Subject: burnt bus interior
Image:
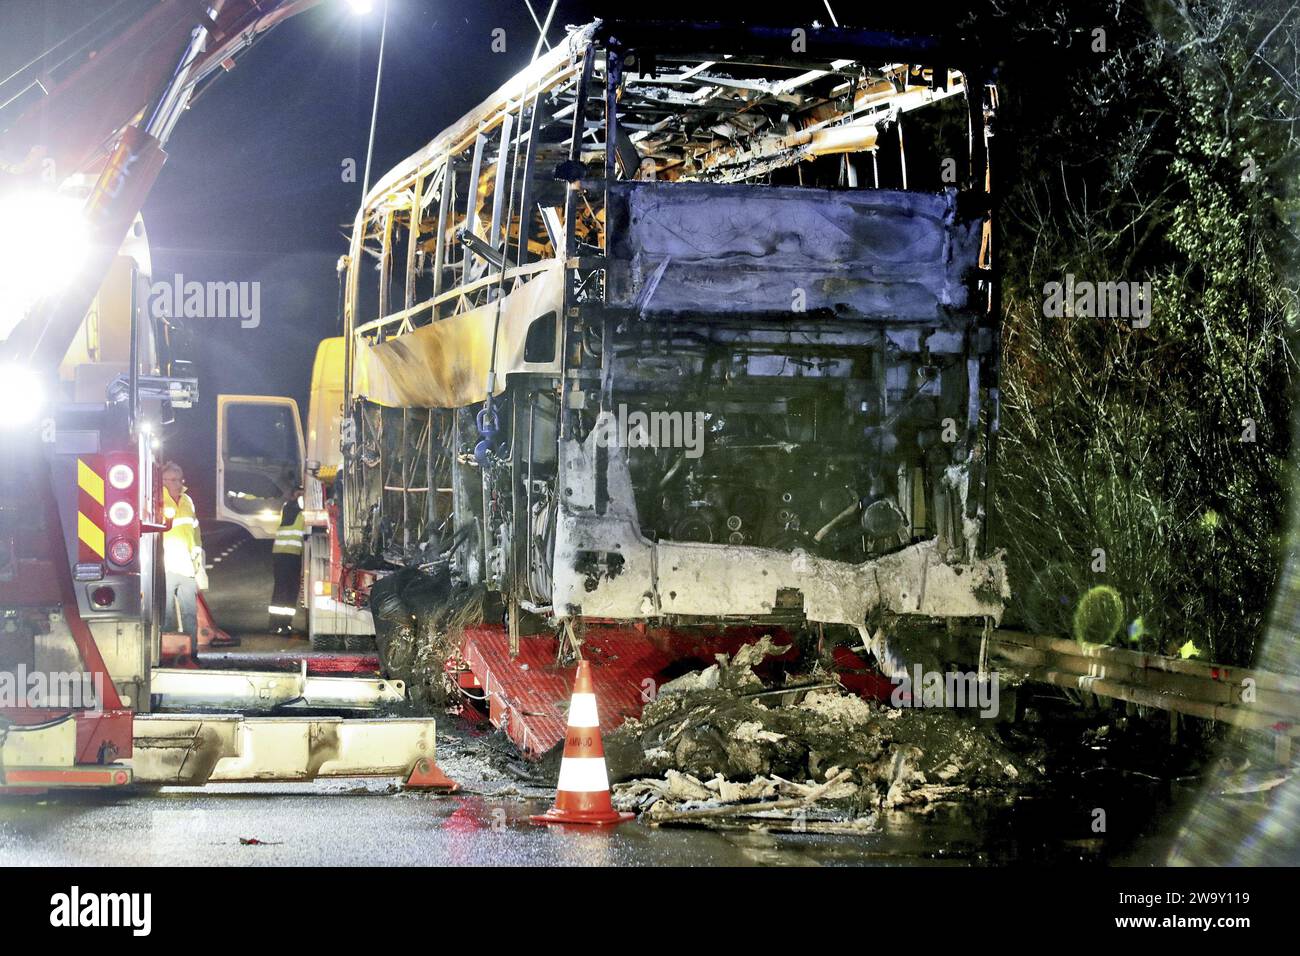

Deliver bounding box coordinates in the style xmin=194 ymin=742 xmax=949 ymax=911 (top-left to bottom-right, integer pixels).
xmin=342 ymin=20 xmax=1005 ymax=652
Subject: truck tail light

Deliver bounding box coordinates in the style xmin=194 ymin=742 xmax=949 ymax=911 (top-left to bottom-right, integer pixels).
xmin=91 ymin=586 xmax=116 ymax=608
xmin=107 ymin=537 xmax=136 ymax=566
xmin=107 ymin=463 xmax=135 ymax=490
xmin=81 ymin=452 xmax=145 ymax=570
xmin=108 ymin=501 xmax=135 ymax=527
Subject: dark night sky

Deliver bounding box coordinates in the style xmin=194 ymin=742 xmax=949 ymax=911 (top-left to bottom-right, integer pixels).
xmin=1 ymin=0 xmax=871 ymax=514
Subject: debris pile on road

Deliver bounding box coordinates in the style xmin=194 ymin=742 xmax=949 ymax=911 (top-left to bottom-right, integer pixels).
xmin=604 ymin=636 xmax=1041 ymax=828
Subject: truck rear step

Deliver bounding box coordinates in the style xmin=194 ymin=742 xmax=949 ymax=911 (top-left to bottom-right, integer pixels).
xmin=149 ymin=664 xmax=403 ymax=713
xmin=130 ymin=714 xmax=450 ymax=788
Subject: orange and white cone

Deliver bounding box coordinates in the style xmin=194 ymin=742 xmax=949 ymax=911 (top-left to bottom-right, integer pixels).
xmin=530 ymin=660 xmax=633 ymax=826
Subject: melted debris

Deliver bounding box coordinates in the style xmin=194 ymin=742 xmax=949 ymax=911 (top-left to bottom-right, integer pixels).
xmin=603 ymin=636 xmax=1043 ymax=828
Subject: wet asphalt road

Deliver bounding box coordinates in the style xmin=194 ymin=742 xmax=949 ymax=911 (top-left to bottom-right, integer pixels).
xmin=200 ymin=523 xmax=303 ymax=636
xmin=1 ymin=772 xmax=1162 ymax=866
xmin=0 ymin=783 xmax=917 ymax=867
xmin=0 ymin=717 xmax=1185 ymax=868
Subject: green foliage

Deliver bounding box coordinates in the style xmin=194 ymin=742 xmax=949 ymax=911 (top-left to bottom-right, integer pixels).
xmin=1073 ymin=585 xmax=1127 ymax=645
xmin=972 ymin=0 xmax=1300 ymax=665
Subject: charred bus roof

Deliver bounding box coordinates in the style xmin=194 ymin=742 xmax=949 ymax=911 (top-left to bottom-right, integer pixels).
xmin=356 ymin=18 xmax=989 ymax=215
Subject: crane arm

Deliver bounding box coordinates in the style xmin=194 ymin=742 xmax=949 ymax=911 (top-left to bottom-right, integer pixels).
xmin=0 ymin=0 xmax=323 ymax=371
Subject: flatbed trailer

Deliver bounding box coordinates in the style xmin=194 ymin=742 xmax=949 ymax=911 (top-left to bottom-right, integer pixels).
xmin=451 ymin=619 xmax=1299 ymax=764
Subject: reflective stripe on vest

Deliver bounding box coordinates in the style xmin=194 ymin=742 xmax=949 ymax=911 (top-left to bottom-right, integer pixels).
xmin=272 ymin=508 xmax=306 ymax=555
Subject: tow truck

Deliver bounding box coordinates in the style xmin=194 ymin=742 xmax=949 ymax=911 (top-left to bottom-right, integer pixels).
xmin=0 ymin=0 xmax=453 ymax=793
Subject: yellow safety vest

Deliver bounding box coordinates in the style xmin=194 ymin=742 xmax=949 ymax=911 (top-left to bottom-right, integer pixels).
xmin=272 ymin=505 xmax=306 ymax=556
xmin=162 ymin=488 xmax=202 ymax=577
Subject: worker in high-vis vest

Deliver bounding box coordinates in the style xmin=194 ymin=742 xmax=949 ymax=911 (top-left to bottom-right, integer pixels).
xmin=268 ymin=484 xmax=306 ymax=634
xmin=161 ymin=462 xmax=207 ymax=639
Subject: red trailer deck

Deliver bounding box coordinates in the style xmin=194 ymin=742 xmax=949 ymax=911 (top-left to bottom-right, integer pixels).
xmin=457 ymin=623 xmax=802 ymax=757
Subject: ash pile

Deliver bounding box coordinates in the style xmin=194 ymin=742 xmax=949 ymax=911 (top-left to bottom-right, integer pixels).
xmin=602 ymin=636 xmax=1042 ymax=831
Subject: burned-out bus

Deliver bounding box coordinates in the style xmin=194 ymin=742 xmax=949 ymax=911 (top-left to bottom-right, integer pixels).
xmin=230 ymin=19 xmax=1008 ymax=679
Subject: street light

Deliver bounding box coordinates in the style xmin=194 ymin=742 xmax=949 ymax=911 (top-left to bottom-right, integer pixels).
xmin=355 ymin=0 xmax=388 ymax=200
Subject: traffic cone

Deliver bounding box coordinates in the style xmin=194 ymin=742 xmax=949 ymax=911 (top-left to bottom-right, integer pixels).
xmin=530 ymin=660 xmax=633 ymax=826
xmin=196 ymin=593 xmax=239 ymax=648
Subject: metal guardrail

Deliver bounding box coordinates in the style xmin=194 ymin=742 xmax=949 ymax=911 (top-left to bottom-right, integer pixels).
xmin=948 ymin=627 xmax=1300 ymax=740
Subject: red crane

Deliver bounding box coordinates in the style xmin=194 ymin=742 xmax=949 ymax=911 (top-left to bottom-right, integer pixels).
xmin=0 ymin=0 xmax=322 ymax=371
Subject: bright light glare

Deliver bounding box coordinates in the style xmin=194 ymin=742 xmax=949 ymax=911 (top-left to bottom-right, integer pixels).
xmin=0 ymin=363 xmax=45 ymax=427
xmin=346 ymin=0 xmax=375 ymax=13
xmin=0 ymin=190 xmax=91 ymax=339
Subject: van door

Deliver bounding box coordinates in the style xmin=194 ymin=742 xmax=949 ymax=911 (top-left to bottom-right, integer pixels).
xmin=216 ymin=395 xmax=305 ymax=539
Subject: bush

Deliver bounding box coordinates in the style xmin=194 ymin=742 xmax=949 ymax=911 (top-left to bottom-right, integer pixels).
xmin=971 ymin=0 xmax=1300 ymax=665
